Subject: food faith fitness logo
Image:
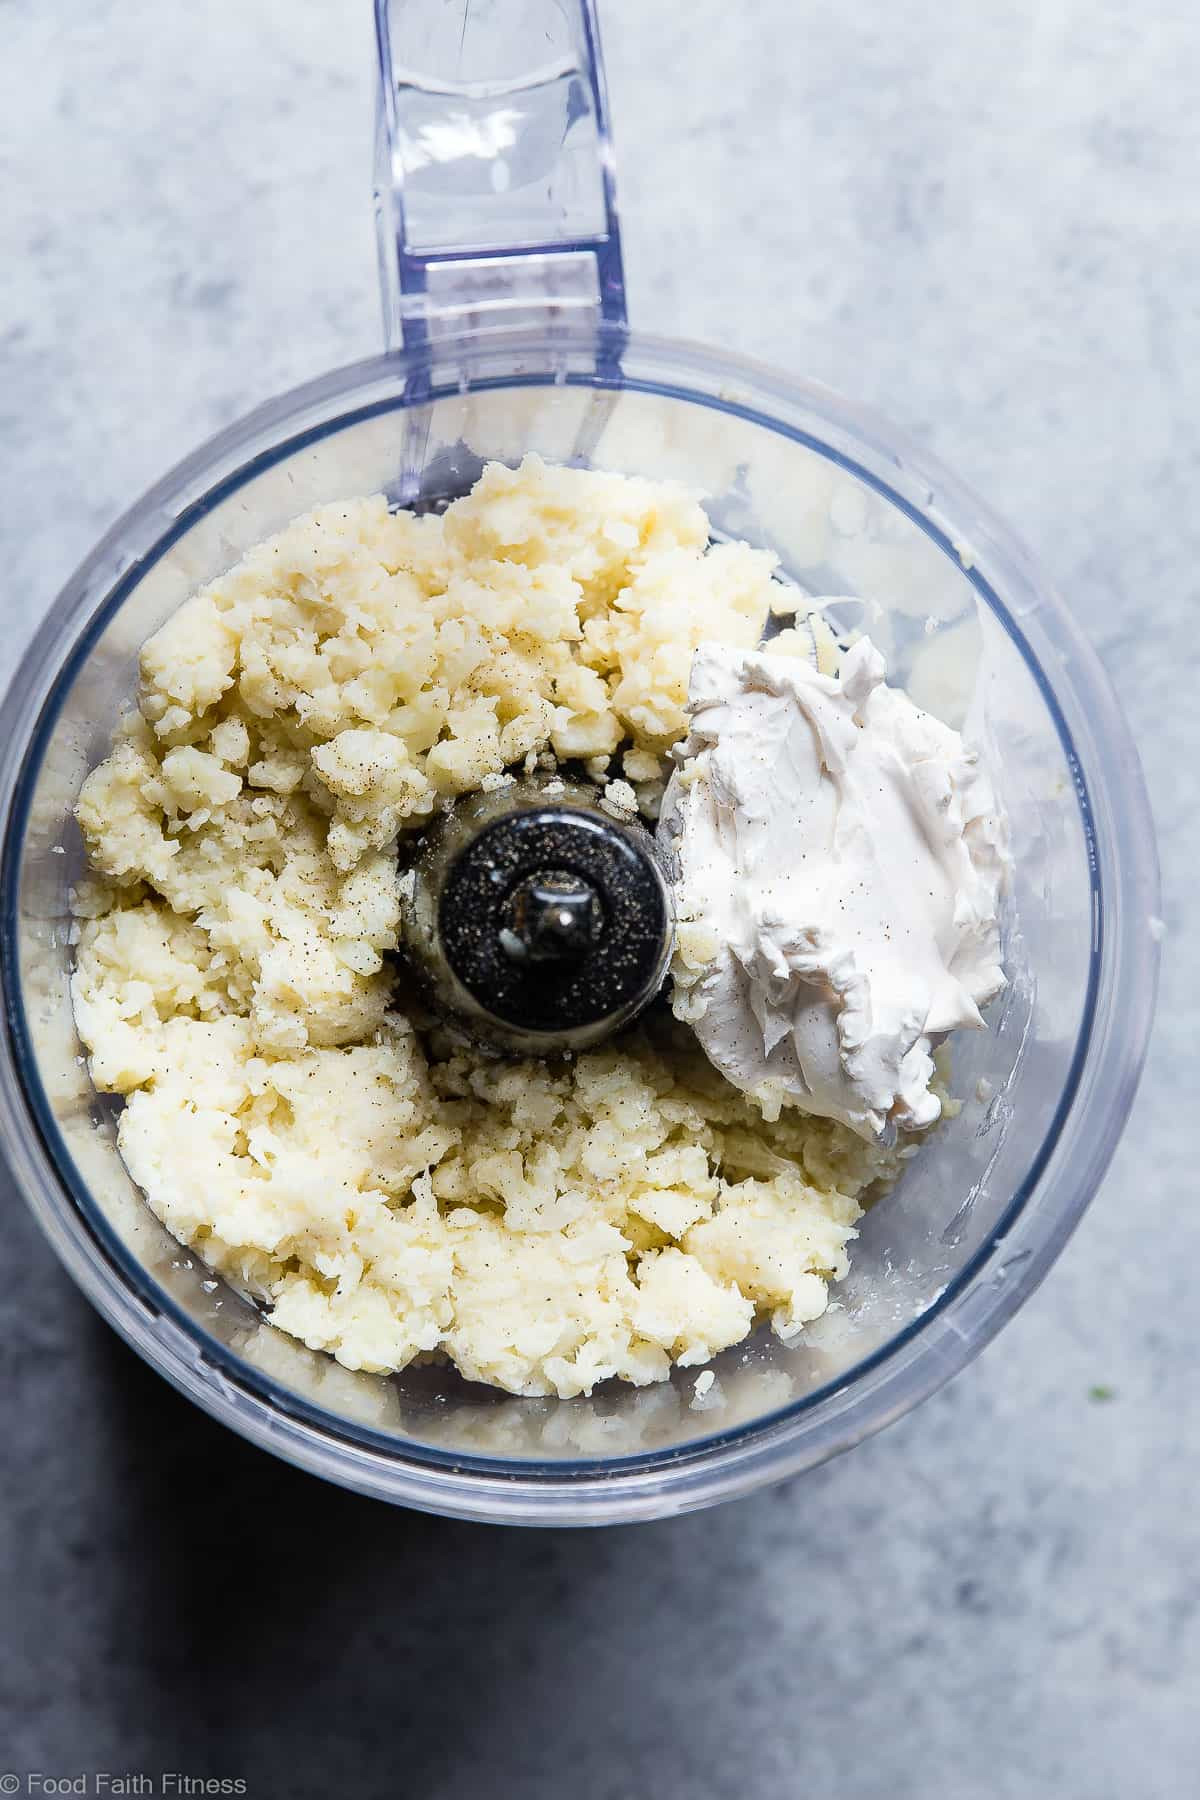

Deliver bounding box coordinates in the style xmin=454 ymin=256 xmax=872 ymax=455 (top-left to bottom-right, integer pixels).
xmin=0 ymin=1779 xmax=247 ymax=1796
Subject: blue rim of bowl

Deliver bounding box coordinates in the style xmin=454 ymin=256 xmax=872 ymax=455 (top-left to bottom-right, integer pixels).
xmin=0 ymin=356 xmax=1103 ymax=1484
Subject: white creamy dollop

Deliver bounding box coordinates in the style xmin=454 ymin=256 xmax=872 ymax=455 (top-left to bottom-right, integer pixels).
xmin=659 ymin=638 xmax=1008 ymax=1142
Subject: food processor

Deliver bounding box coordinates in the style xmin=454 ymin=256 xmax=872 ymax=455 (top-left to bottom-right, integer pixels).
xmin=0 ymin=0 xmax=1160 ymax=1523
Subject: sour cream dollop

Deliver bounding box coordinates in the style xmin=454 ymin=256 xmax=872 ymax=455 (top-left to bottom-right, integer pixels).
xmin=658 ymin=638 xmax=1008 ymax=1142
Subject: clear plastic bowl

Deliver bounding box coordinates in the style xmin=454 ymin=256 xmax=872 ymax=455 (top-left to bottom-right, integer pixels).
xmin=0 ymin=323 xmax=1159 ymax=1522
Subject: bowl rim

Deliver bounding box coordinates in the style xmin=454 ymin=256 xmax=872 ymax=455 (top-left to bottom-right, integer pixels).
xmin=0 ymin=324 xmax=1162 ymax=1523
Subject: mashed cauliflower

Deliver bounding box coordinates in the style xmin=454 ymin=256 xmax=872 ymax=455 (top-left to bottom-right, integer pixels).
xmin=71 ymin=456 xmax=902 ymax=1397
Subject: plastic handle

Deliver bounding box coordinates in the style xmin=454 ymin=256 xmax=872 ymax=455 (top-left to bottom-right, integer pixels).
xmin=373 ymin=0 xmax=628 ymax=357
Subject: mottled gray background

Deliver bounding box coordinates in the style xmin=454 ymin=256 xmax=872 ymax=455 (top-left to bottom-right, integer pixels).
xmin=0 ymin=1 xmax=1195 ymax=1795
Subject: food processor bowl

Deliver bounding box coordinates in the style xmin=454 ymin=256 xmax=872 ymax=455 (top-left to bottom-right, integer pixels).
xmin=0 ymin=1 xmax=1159 ymax=1523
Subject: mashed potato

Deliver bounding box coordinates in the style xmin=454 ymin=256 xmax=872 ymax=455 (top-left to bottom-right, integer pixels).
xmin=71 ymin=456 xmax=902 ymax=1397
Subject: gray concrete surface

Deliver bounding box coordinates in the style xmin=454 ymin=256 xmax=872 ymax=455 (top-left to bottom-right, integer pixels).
xmin=0 ymin=2 xmax=1195 ymax=1795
